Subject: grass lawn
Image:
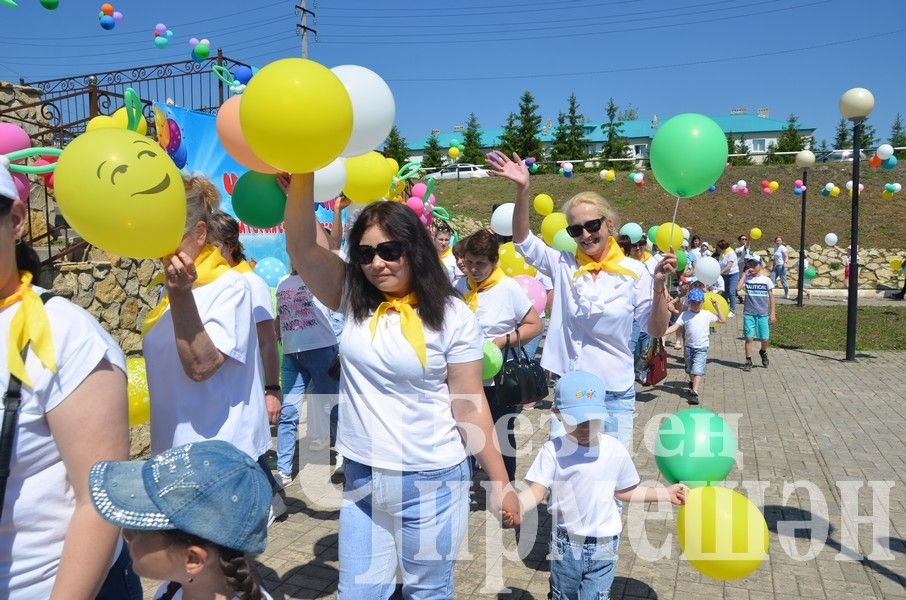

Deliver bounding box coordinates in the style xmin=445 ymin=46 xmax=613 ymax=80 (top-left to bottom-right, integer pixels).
xmin=772 ymin=304 xmax=906 ymax=351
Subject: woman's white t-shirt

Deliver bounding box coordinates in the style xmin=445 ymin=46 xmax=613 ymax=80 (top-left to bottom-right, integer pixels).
xmin=719 ymin=250 xmax=739 ymax=275
xmin=0 ymin=289 xmax=126 ymax=599
xmin=772 ymin=245 xmax=787 ymax=268
xmin=143 ymin=270 xmax=271 ymax=460
xmin=514 ymin=232 xmax=654 ymax=391
xmin=154 ymin=582 xmax=273 ymax=600
xmin=276 ymin=275 xmax=338 ymax=353
xmin=242 ymin=270 xmax=276 ymax=324
xmin=336 ymin=297 xmax=483 ymax=471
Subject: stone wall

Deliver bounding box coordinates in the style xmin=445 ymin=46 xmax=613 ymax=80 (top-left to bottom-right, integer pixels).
xmin=750 ymin=245 xmax=906 ymax=290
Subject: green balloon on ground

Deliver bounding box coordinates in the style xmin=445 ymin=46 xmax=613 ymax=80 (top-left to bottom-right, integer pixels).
xmin=647 ymin=225 xmax=659 ymax=243
xmin=231 ymin=171 xmax=286 ymax=228
xmin=482 ymin=341 xmax=503 ymax=379
xmin=675 ymin=249 xmax=688 ymax=272
xmin=803 ymin=267 xmax=817 ymax=280
xmin=650 ymin=113 xmax=728 ymax=198
xmin=552 ymin=228 xmax=578 ymax=253
xmin=655 ymin=408 xmax=737 ymax=487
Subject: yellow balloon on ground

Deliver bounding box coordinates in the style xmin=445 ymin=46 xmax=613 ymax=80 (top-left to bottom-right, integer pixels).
xmin=541 ymin=212 xmax=568 ymax=246
xmin=86 ymin=115 xmax=119 ymax=132
xmin=343 ymin=151 xmax=393 ymax=204
xmin=533 ymin=193 xmax=554 ymax=216
xmin=126 ymin=356 xmax=150 ymax=427
xmin=831 ymin=186 xmax=841 ymax=197
xmin=677 ymin=486 xmax=769 ymax=581
xmin=499 ymin=242 xmax=537 ymax=277
xmin=240 ymin=57 xmax=353 ymax=173
xmin=891 ymin=258 xmax=904 ymax=271
xmin=112 ymin=107 xmax=148 ymax=135
xmin=448 ymin=146 xmax=460 ymax=159
xmin=702 ymin=292 xmax=729 ymax=325
xmin=750 ymin=227 xmax=762 ymax=240
xmin=655 ymin=221 xmax=684 ymax=253
xmin=54 ymin=128 xmax=186 ymax=258
xmin=768 ymin=181 xmax=779 ymax=191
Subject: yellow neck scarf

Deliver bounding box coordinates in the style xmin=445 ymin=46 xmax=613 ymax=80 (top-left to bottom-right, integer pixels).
xmin=464 ymin=266 xmax=505 ymax=312
xmin=369 ymin=292 xmax=426 ymax=369
xmin=438 ymin=247 xmax=452 ymax=260
xmin=2 ymin=272 xmax=56 ymax=388
xmin=141 ymin=245 xmax=232 ymax=337
xmin=574 ymin=237 xmax=639 ymax=280
xmin=233 ymin=260 xmax=253 ymax=274
xmin=640 ymin=251 xmax=652 ymax=262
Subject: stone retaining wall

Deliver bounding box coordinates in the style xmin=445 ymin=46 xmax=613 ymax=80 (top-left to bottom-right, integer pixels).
xmin=750 ymin=245 xmax=906 ymax=290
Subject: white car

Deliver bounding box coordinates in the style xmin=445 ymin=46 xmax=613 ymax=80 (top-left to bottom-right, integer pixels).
xmin=423 ymin=164 xmax=490 ymax=180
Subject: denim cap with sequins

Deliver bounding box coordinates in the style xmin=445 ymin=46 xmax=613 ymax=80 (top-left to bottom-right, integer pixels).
xmin=88 ymin=440 xmax=271 ymax=555
xmin=554 ymin=370 xmax=608 ymax=426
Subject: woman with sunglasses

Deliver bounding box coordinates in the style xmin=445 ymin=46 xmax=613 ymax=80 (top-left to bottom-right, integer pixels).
xmin=486 ymin=152 xmax=674 ymax=449
xmin=281 ymin=173 xmax=519 ymax=598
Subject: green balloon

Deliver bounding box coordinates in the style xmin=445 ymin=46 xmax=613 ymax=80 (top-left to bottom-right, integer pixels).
xmin=647 ymin=225 xmax=659 ymax=243
xmin=649 ymin=113 xmax=728 ymax=198
xmin=40 ymin=0 xmax=59 ymax=8
xmin=655 ymin=408 xmax=737 ymax=487
xmin=803 ymin=267 xmax=817 ymax=280
xmin=449 ymin=138 xmax=460 ymax=147
xmin=482 ymin=341 xmax=503 ymax=379
xmin=552 ymin=228 xmax=578 ymax=253
xmin=675 ymin=249 xmax=688 ymax=272
xmin=231 ymin=172 xmax=287 ymax=228
xmin=619 ymin=222 xmax=644 ymax=243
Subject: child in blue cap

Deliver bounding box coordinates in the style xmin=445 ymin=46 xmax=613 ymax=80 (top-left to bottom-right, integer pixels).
xmin=663 ymin=286 xmax=725 ymax=403
xmin=505 ymin=371 xmax=686 ymax=599
xmin=89 ymin=440 xmax=273 ymax=600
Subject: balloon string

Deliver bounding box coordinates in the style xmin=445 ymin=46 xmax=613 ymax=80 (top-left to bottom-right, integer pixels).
xmin=668 ymin=194 xmax=680 ymax=251
xmin=212 ymin=65 xmax=236 ymax=87
xmin=124 ymin=88 xmax=142 ymax=133
xmin=5 ymin=147 xmax=63 ymax=174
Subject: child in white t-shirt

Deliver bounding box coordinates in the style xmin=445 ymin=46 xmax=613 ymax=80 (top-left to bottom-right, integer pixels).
xmin=663 ymin=287 xmax=725 ymax=404
xmin=504 ymin=371 xmax=686 ymax=599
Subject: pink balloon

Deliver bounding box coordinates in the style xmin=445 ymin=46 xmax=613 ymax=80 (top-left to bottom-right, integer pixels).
xmin=513 ymin=274 xmax=547 ymax=315
xmin=411 ymin=182 xmax=427 ymax=198
xmin=0 ymin=123 xmax=30 ymax=155
xmin=166 ymin=119 xmax=182 ymax=153
xmin=419 ymin=214 xmax=429 ymax=225
xmin=731 ymin=184 xmax=738 ymax=192
xmin=794 ymin=179 xmax=803 ymax=187
xmin=12 ymin=172 xmax=29 ymax=201
xmin=426 ymin=194 xmax=436 ymax=206
xmin=762 ymin=187 xmax=772 ymax=194
xmin=741 ymin=187 xmax=750 ymax=196
xmin=405 ymin=196 xmax=424 ymax=216
xmin=113 ymin=11 xmax=124 ymax=23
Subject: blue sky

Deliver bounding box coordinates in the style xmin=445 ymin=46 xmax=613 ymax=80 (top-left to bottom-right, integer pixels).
xmin=2 ymin=0 xmax=904 ymax=146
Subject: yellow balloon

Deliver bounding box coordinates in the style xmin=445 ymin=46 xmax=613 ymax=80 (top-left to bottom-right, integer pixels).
xmin=750 ymin=227 xmax=762 ymax=240
xmin=126 ymin=357 xmax=150 ymax=427
xmin=891 ymin=258 xmax=903 ymax=271
xmin=655 ymin=221 xmax=684 ymax=253
xmin=241 ymin=58 xmax=353 ymax=173
xmin=498 ymin=242 xmax=537 ymax=277
xmin=153 ymin=107 xmax=169 ymax=149
xmin=54 ymin=128 xmax=186 ymax=258
xmin=111 ymin=107 xmax=149 ymax=135
xmin=344 ymin=151 xmax=393 ymax=204
xmin=533 ymin=193 xmax=554 ymax=216
xmin=86 ymin=115 xmax=119 ymax=132
xmin=386 ymin=157 xmax=400 ymax=178
xmin=448 ymin=146 xmax=460 ymax=159
xmin=768 ymin=180 xmax=779 ymax=191
xmin=831 ymin=186 xmax=841 ymax=197
xmin=541 ymin=212 xmax=568 ymax=246
xmin=677 ymin=486 xmax=769 ymax=581
xmin=701 ymin=292 xmax=729 ymax=325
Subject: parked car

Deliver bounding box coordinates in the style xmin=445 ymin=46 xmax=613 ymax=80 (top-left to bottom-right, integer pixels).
xmin=423 ymin=164 xmax=490 ymax=180
xmin=818 ymin=149 xmax=868 ymax=162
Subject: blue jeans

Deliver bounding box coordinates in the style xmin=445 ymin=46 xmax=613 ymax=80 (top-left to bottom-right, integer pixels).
xmin=684 ymin=346 xmax=709 ymax=377
xmin=278 ymin=345 xmax=339 ymax=476
xmin=630 ymin=321 xmax=652 ymax=381
xmin=722 ymin=272 xmax=740 ymax=313
xmin=522 ymin=316 xmax=545 ymax=360
xmin=338 ymin=458 xmax=471 ymax=599
xmin=550 ymin=526 xmax=619 ymax=600
xmin=772 ymin=265 xmax=788 ymax=297
xmin=95 ymin=543 xmax=142 ymax=599
xmin=550 ymin=386 xmax=635 ymax=451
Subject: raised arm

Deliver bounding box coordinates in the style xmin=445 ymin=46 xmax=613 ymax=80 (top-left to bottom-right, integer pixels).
xmin=282 ymin=173 xmax=346 ymax=311
xmin=331 ymin=196 xmax=351 ymax=250
xmin=485 ymin=152 xmax=530 ymax=243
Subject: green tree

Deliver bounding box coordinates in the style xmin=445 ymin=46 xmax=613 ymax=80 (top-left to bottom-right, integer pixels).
xmin=617 ymin=105 xmax=639 ymax=121
xmin=763 ymin=141 xmax=780 ymax=165
xmin=383 ymin=126 xmax=410 ymax=167
xmin=602 ymin=97 xmax=629 ymax=168
xmin=817 ymin=139 xmax=830 ymax=155
xmin=421 ymin=133 xmax=443 ymax=171
xmin=515 ymin=91 xmax=544 ymax=159
xmin=889 ymin=113 xmax=906 ymax=159
xmin=834 ymin=117 xmax=851 ymax=149
xmin=726 ymin=132 xmax=750 ymax=166
xmin=564 ymin=93 xmax=588 ymax=164
xmin=859 ymin=117 xmax=877 ymax=150
xmin=460 ymin=113 xmax=485 ymax=165
xmin=773 ymin=114 xmax=805 ymax=163
xmin=550 ymin=111 xmax=570 ymax=162
xmin=498 ymin=112 xmax=519 ymax=156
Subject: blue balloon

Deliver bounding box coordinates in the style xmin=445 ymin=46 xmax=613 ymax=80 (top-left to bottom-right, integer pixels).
xmin=619 ymin=222 xmax=645 ymax=244
xmin=254 ymin=257 xmax=288 ymax=288
xmin=707 ymin=185 xmax=717 ymax=193
xmin=564 ymin=171 xmax=573 ymax=178
xmin=233 ymin=66 xmax=254 ymax=85
xmin=821 ymin=188 xmax=830 ymax=197
xmin=169 ymin=142 xmax=187 ymax=169
xmin=99 ymin=15 xmax=115 ymax=30
xmin=882 ymin=156 xmax=898 ymax=170
xmin=793 ymin=187 xmax=803 ymax=196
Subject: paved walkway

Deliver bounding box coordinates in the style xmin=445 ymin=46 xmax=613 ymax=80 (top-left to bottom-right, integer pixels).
xmin=141 ymin=317 xmax=906 ymax=599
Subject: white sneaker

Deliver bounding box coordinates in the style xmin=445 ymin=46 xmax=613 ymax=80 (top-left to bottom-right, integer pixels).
xmin=268 ymin=493 xmax=287 ymax=527
xmin=278 ymin=471 xmax=293 ymax=489
xmin=334 ymin=454 xmax=345 ymax=477
xmin=727 ymin=311 xmax=735 ymax=318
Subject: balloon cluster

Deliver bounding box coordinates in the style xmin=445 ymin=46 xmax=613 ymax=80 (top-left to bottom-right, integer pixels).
xmin=628 ymin=171 xmax=645 ymax=187
xmin=760 ymin=179 xmax=779 ymax=195
xmin=153 ymin=23 xmax=174 ymax=49
xmin=406 ymin=181 xmax=437 ymax=226
xmin=869 ymin=144 xmax=898 ymax=170
xmin=824 ymin=233 xmax=838 ymax=246
xmin=730 ymin=179 xmax=749 ymax=196
xmin=821 ymin=182 xmax=841 ymax=197
xmin=98 ymin=3 xmax=123 ymax=30
xmin=890 ymin=257 xmax=906 ymax=272
xmin=447 ymin=138 xmax=465 ymax=159
xmin=189 ymin=37 xmax=211 ymax=62
xmin=523 ymin=156 xmax=539 ymax=174
xmin=231 ymin=65 xmax=254 ymax=94
xmin=558 ymin=161 xmax=574 ymax=178
xmin=882 ymin=182 xmax=902 ymax=200
xmin=845 ymin=180 xmax=864 ymax=198
xmin=792 ymin=178 xmax=807 ymax=196
xmin=598 ymin=168 xmax=616 ymax=182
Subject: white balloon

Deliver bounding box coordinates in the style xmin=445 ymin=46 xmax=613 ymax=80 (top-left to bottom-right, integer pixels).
xmin=877 ymin=144 xmax=894 ymax=160
xmin=313 ymin=157 xmax=347 ymax=203
xmin=825 ymin=182 xmax=835 ymax=191
xmin=490 ymin=203 xmax=515 ymax=237
xmin=599 ymin=169 xmax=608 ymax=180
xmin=331 ymin=65 xmax=396 ymax=158
xmin=737 ymin=180 xmax=747 ymax=188
xmin=694 ymin=256 xmax=721 ymax=286
xmin=563 ymin=162 xmax=574 ymax=173
xmin=681 ymin=227 xmax=690 ymax=240
xmin=895 ymin=183 xmax=902 ymax=192
xmin=824 ymin=233 xmax=838 ymax=247
xmin=846 ymin=180 xmax=853 ymax=190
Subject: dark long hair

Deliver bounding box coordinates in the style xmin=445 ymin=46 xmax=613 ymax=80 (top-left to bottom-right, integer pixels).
xmin=345 ymin=201 xmax=457 ymax=331
xmin=206 ymin=211 xmax=246 ymax=262
xmin=1 ymin=195 xmax=41 ymax=278
xmin=157 ymin=530 xmax=262 ymax=600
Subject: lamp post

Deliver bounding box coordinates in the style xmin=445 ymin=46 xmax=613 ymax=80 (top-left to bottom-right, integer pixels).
xmin=839 ymin=87 xmax=875 ymax=361
xmin=795 ymin=150 xmax=815 ymax=307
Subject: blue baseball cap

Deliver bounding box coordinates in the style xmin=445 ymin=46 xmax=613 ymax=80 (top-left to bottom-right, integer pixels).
xmin=688 ymin=287 xmax=705 ymax=302
xmin=89 ymin=440 xmax=271 ymax=555
xmin=554 ymin=370 xmax=608 ymax=426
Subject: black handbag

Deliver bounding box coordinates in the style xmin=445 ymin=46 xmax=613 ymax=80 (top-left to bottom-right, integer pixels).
xmin=494 ymin=331 xmax=549 ymax=407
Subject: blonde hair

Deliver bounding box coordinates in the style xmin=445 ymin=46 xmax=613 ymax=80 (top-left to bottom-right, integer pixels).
xmin=182 ymin=174 xmax=221 ymax=233
xmin=561 ymin=191 xmax=620 ymax=231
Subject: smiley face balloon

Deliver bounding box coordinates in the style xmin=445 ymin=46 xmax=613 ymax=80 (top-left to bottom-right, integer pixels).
xmin=54 ymin=128 xmax=186 ymax=258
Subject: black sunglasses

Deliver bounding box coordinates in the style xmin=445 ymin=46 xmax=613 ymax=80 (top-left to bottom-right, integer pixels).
xmin=353 ymin=241 xmax=405 ymax=265
xmin=633 ymin=241 xmax=648 ymax=248
xmin=565 ymin=218 xmax=604 ymax=238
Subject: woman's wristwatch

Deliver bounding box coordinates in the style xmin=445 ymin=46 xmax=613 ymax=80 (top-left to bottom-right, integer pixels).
xmin=264 ymin=384 xmax=281 ymax=393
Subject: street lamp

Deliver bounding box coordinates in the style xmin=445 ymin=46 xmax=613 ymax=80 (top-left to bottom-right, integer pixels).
xmin=839 ymin=87 xmax=875 ymax=361
xmin=795 ymin=150 xmax=815 ymax=308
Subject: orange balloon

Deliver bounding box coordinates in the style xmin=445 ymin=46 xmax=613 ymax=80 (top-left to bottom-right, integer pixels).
xmin=216 ymin=96 xmax=278 ymax=174
xmin=869 ymin=155 xmax=882 ymax=168
xmin=101 ymin=3 xmax=114 ymax=15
